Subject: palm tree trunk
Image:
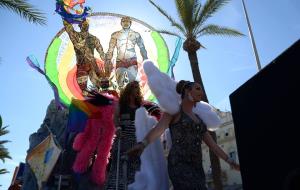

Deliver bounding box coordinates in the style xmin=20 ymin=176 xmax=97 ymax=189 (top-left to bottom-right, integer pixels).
xmin=208 ymin=132 xmax=223 ymax=190
xmin=187 ymin=51 xmax=208 ymax=102
xmin=187 ymin=51 xmax=223 ymax=190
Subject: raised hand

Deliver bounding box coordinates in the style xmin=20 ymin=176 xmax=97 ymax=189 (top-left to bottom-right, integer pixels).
xmin=230 ymin=162 xmax=240 ymax=171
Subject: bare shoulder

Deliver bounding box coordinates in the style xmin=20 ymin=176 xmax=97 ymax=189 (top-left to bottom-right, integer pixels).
xmin=132 ymin=30 xmax=140 ymax=35
xmin=169 ymin=112 xmax=181 ymax=124
xmin=161 ymin=112 xmax=180 ymax=124
xmin=132 ymin=30 xmax=142 ymax=38
xmin=161 ymin=112 xmax=173 ymax=120
xmin=89 ymin=34 xmax=98 ymax=40
xmin=111 ymin=31 xmax=121 ymax=37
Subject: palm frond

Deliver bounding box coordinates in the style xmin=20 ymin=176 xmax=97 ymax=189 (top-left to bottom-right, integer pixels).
xmin=149 ymin=0 xmax=186 ymax=35
xmin=197 ymin=24 xmax=244 ymax=37
xmin=193 ymin=0 xmax=202 ymax=22
xmin=0 ymin=0 xmax=47 ymax=25
xmin=0 ymin=140 xmax=10 ymax=145
xmin=0 ymin=169 xmax=9 ymax=175
xmin=197 ymin=0 xmax=229 ymax=27
xmin=0 ymin=115 xmax=11 ymax=175
xmin=0 ymin=126 xmax=9 ymax=136
xmin=0 ymin=148 xmax=12 ymax=162
xmin=155 ymin=29 xmax=182 ymax=38
xmin=175 ymin=0 xmax=194 ymax=33
xmin=191 ymin=1 xmax=202 ymax=36
xmin=0 ymin=119 xmax=11 ymax=163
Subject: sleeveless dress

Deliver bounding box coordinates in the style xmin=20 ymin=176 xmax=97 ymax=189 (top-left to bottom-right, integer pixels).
xmin=105 ymin=106 xmax=141 ymax=190
xmin=168 ymin=109 xmax=208 ymax=190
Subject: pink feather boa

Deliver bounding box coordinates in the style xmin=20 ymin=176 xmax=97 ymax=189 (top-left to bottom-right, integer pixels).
xmin=72 ymin=103 xmax=116 ymax=186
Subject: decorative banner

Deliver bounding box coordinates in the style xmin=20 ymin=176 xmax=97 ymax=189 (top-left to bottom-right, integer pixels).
xmin=55 ymin=0 xmax=91 ymax=24
xmin=26 ymin=135 xmax=62 ymax=190
xmin=26 ymin=55 xmax=65 ymax=109
xmin=45 ymin=12 xmax=170 ymax=110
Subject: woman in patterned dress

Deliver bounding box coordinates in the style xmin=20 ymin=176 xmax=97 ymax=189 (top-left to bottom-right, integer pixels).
xmin=128 ymin=80 xmax=240 ymax=190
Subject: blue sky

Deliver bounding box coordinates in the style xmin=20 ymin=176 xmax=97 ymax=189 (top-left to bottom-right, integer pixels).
xmin=0 ymin=0 xmax=299 ymax=189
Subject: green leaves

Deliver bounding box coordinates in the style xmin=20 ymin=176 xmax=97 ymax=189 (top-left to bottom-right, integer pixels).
xmin=0 ymin=115 xmax=11 ymax=174
xmin=154 ymin=29 xmax=181 ymax=37
xmin=0 ymin=115 xmax=9 ymax=137
xmin=0 ymin=169 xmax=9 ymax=175
xmin=0 ymin=147 xmax=12 ymax=163
xmin=197 ymin=24 xmax=245 ymax=37
xmin=149 ymin=0 xmax=186 ymax=35
xmin=0 ymin=0 xmax=47 ymax=25
xmin=175 ymin=0 xmax=194 ymax=33
xmin=0 ymin=126 xmax=9 ymax=136
xmin=196 ymin=0 xmax=230 ymax=26
xmin=149 ymin=0 xmax=243 ymax=42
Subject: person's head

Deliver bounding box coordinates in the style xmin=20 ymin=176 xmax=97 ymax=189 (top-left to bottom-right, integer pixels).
xmin=176 ymin=80 xmax=203 ymax=102
xmin=79 ymin=20 xmax=89 ymax=32
xmin=121 ymin=16 xmax=132 ymax=29
xmin=119 ymin=81 xmax=142 ymax=112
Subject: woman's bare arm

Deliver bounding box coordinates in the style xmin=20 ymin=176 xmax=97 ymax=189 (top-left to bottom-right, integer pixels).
xmin=203 ymin=131 xmax=240 ymax=170
xmin=126 ymin=112 xmax=172 ymax=157
xmin=143 ymin=112 xmax=172 ymax=145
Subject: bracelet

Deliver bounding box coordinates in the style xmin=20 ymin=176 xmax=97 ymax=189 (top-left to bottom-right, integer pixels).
xmin=137 ymin=142 xmax=145 ymax=149
xmin=226 ymin=157 xmax=235 ymax=165
xmin=141 ymin=139 xmax=149 ymax=148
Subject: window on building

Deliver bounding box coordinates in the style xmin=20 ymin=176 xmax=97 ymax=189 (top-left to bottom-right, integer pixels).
xmin=225 ymin=128 xmax=230 ymax=137
xmin=229 ymin=151 xmax=236 ymax=162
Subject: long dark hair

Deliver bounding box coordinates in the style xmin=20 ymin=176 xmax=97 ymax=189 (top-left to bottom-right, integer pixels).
xmin=119 ymin=81 xmax=143 ymax=113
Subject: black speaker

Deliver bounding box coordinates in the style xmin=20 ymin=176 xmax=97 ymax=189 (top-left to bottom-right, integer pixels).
xmin=229 ymin=39 xmax=300 ymax=190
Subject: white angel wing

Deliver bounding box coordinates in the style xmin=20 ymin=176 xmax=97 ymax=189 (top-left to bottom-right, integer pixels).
xmin=128 ymin=107 xmax=169 ymax=190
xmin=193 ymin=101 xmax=222 ymax=131
xmin=143 ymin=60 xmax=180 ymax=114
xmin=143 ymin=60 xmax=222 ymax=131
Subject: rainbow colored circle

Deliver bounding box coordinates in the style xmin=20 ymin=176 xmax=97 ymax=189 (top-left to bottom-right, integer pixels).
xmin=45 ymin=13 xmax=169 ymax=114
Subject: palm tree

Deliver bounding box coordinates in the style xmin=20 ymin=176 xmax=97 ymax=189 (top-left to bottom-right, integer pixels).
xmin=0 ymin=115 xmax=11 ymax=175
xmin=149 ymin=0 xmax=243 ymax=189
xmin=0 ymin=0 xmax=47 ymax=25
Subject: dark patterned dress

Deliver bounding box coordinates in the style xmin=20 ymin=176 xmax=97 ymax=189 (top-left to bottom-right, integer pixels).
xmin=168 ymin=109 xmax=208 ymax=190
xmin=105 ymin=106 xmax=141 ymax=190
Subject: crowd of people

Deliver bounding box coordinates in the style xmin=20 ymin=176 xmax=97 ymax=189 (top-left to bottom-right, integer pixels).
xmin=88 ymin=80 xmax=240 ymax=190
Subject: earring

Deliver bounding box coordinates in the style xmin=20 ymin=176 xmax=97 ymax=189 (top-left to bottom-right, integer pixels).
xmin=188 ymin=93 xmax=194 ymax=102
